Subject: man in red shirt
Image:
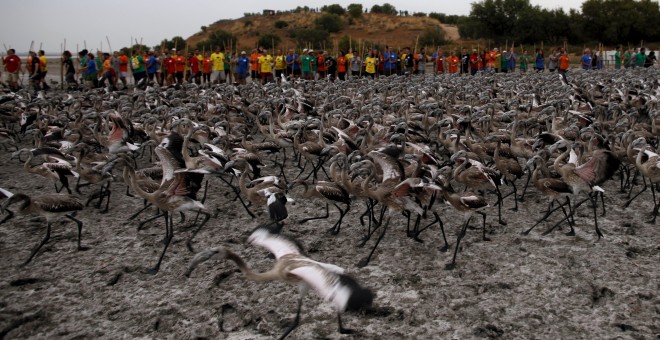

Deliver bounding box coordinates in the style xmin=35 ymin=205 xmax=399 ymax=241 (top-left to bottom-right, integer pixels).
xmin=3 ymin=48 xmax=21 ymax=91
xmin=469 ymin=49 xmax=480 ymax=75
xmin=174 ymin=50 xmax=185 ymax=84
xmin=164 ymin=52 xmax=176 ymax=86
xmin=188 ymin=52 xmax=201 ymax=85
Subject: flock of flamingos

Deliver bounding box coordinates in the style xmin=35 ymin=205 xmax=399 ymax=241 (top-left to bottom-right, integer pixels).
xmin=0 ymin=68 xmax=658 ymax=338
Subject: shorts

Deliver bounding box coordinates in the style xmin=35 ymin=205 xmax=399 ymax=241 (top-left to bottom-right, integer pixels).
xmin=175 ymin=71 xmax=184 ymax=81
xmin=212 ymin=70 xmax=226 ymax=81
xmin=120 ymin=71 xmax=128 ymax=78
xmin=5 ymin=72 xmax=18 ymax=82
xmin=275 ymin=69 xmax=284 ymax=78
xmin=261 ymin=72 xmax=272 ymax=79
xmin=302 ymin=71 xmax=310 ymax=78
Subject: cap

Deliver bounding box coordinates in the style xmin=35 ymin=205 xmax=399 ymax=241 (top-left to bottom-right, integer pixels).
xmin=241 ymin=51 xmax=246 ymax=54
xmin=303 ymin=48 xmax=308 ymax=53
xmin=309 ymin=49 xmax=314 ymax=53
xmin=494 ymin=48 xmax=499 ymax=51
xmin=172 ymin=48 xmax=176 ymax=51
xmin=473 ymin=49 xmax=477 ymax=52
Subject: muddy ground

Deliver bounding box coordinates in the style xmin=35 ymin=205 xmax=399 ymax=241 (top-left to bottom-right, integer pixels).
xmin=0 ymin=114 xmax=658 ymax=339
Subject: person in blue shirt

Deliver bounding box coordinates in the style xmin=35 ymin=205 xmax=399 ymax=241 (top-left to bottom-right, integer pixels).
xmin=506 ymin=48 xmax=518 ymax=72
xmin=534 ymin=49 xmax=544 ymax=72
xmin=146 ymin=51 xmax=158 ymax=81
xmin=237 ymin=51 xmax=249 ymax=85
xmin=80 ymin=52 xmax=98 ymax=88
xmin=581 ymin=49 xmax=593 ymax=70
xmin=383 ymin=46 xmax=397 ymax=76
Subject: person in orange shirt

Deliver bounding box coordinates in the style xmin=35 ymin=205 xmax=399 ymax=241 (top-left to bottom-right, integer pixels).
xmin=174 ymin=50 xmax=185 ymax=84
xmin=336 ymin=50 xmax=347 ymax=81
xmin=201 ymin=52 xmax=211 ymax=84
xmin=486 ymin=48 xmax=498 ymax=73
xmin=249 ymin=48 xmax=261 ymax=80
xmin=558 ymin=48 xmax=570 ymax=83
xmin=118 ymin=51 xmax=129 ymax=89
xmin=99 ymin=53 xmax=117 ymax=90
xmin=448 ymin=51 xmax=460 ymax=74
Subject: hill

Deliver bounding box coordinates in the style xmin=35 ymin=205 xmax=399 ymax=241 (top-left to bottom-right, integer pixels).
xmin=186 ymin=12 xmax=460 ymax=53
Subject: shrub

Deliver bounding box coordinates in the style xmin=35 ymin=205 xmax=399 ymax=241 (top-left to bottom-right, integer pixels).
xmin=315 ymin=13 xmax=343 ymax=33
xmin=274 ymin=20 xmax=289 ymax=29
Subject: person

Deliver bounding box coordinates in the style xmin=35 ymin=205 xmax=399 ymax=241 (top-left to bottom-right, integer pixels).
xmin=469 ymin=49 xmax=479 ymax=76
xmin=61 ymin=51 xmax=77 ymax=90
xmin=28 ymin=51 xmax=42 ymax=93
xmin=309 ymin=50 xmax=317 ymax=80
xmin=230 ymin=51 xmax=239 ymax=84
xmin=350 ymin=51 xmax=361 ymax=77
xmin=591 ymin=50 xmax=600 ymax=70
xmin=644 ymin=50 xmax=656 ymax=68
xmin=250 ymin=48 xmax=261 ymax=80
xmin=431 ymin=47 xmax=444 ymax=74
xmin=146 ymin=51 xmax=158 ymax=82
xmin=548 ymin=48 xmax=558 ymax=72
xmin=300 ymin=49 xmax=311 ymax=80
xmin=460 ymin=47 xmax=469 ymax=75
xmin=130 ymin=49 xmax=146 ymax=85
xmin=274 ymin=49 xmax=286 ymax=82
xmin=201 ymin=52 xmax=211 ymax=84
xmin=210 ymin=47 xmax=226 ymax=84
xmin=614 ymin=46 xmax=622 ymax=70
xmin=448 ymin=50 xmax=459 ymax=74
xmin=174 ymin=50 xmax=185 ymax=84
xmin=484 ymin=48 xmax=497 ymax=73
xmin=188 ymin=52 xmax=201 ymax=84
xmin=325 ymin=54 xmax=336 ymax=81
xmin=80 ymin=52 xmax=98 ymax=89
xmin=236 ymin=51 xmax=249 ymax=85
xmin=164 ymin=52 xmax=176 ymax=85
xmin=403 ymin=47 xmax=414 ymax=75
xmin=558 ymin=48 xmax=570 ymax=83
xmin=635 ymin=48 xmax=647 ymax=68
xmin=506 ymin=48 xmax=517 ymax=73
xmin=519 ymin=50 xmax=530 ymax=73
xmin=384 ymin=46 xmax=397 ymax=76
xmin=258 ymin=50 xmax=273 ymax=84
xmin=38 ymin=50 xmax=50 ymax=91
xmin=3 ymin=48 xmax=21 ymax=91
xmin=316 ymin=51 xmax=326 ymax=79
xmin=117 ymin=51 xmax=128 ymax=89
xmin=376 ymin=49 xmax=385 ymax=76
xmin=111 ymin=51 xmax=120 ymax=84
xmin=224 ymin=51 xmax=232 ymax=84
xmin=99 ymin=53 xmax=117 ymax=90
xmin=417 ymin=48 xmax=426 ymax=75
xmin=364 ymin=50 xmax=377 ymax=79
xmin=581 ymin=49 xmax=593 ymax=70
xmin=623 ymin=48 xmax=633 ymax=68
xmin=336 ymin=50 xmax=347 ymax=80
xmin=499 ymin=49 xmax=508 ymax=73
xmin=534 ymin=49 xmax=544 ymax=72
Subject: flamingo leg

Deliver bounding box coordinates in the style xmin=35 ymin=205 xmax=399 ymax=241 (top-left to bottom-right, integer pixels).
xmin=23 ymin=223 xmax=52 ymax=266
xmin=357 ymin=217 xmax=390 ymax=268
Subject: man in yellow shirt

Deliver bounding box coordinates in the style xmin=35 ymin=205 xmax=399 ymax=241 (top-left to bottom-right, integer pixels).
xmin=273 ymin=49 xmax=286 ymax=83
xmin=210 ymin=47 xmax=225 ymax=84
xmin=38 ymin=50 xmax=50 ymax=90
xmin=259 ymin=51 xmax=273 ymax=85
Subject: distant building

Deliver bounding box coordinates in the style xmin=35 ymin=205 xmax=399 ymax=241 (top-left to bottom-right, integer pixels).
xmin=263 ymin=9 xmax=275 ymax=16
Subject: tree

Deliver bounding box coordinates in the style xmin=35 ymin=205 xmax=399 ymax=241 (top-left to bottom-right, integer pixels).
xmin=418 ymin=27 xmax=449 ymax=47
xmin=196 ymin=30 xmax=238 ymax=51
xmin=258 ymin=34 xmax=282 ymax=50
xmin=201 ymin=26 xmax=208 ymax=33
xmin=371 ymin=3 xmax=397 ymax=15
xmin=347 ymin=3 xmax=363 ymax=18
xmin=581 ymin=0 xmax=660 ymax=45
xmin=155 ymin=36 xmax=187 ymax=51
xmin=315 ymin=13 xmax=344 ymax=33
xmin=288 ymin=28 xmax=331 ymax=50
xmin=321 ymin=4 xmax=346 ymax=15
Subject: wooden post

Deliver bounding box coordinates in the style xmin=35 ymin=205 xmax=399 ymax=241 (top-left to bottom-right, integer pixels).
xmin=60 ymin=42 xmax=64 ymax=89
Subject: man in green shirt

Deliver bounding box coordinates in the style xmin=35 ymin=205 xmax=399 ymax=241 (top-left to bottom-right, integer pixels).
xmin=300 ymin=49 xmax=311 ymax=80
xmin=130 ymin=50 xmax=146 ymax=84
xmin=623 ymin=49 xmax=633 ymax=68
xmin=500 ymin=49 xmax=508 ymax=73
xmin=635 ymin=48 xmax=647 ymax=68
xmin=614 ymin=46 xmax=622 ymax=69
xmin=309 ymin=50 xmax=317 ymax=80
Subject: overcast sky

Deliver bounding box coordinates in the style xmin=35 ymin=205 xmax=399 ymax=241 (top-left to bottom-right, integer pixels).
xmin=0 ymin=0 xmax=585 ymax=54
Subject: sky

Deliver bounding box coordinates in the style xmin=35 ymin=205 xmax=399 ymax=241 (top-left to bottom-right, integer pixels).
xmin=0 ymin=0 xmax=586 ymax=54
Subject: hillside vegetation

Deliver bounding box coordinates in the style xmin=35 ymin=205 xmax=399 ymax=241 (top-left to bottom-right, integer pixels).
xmin=186 ymin=11 xmax=458 ymax=53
